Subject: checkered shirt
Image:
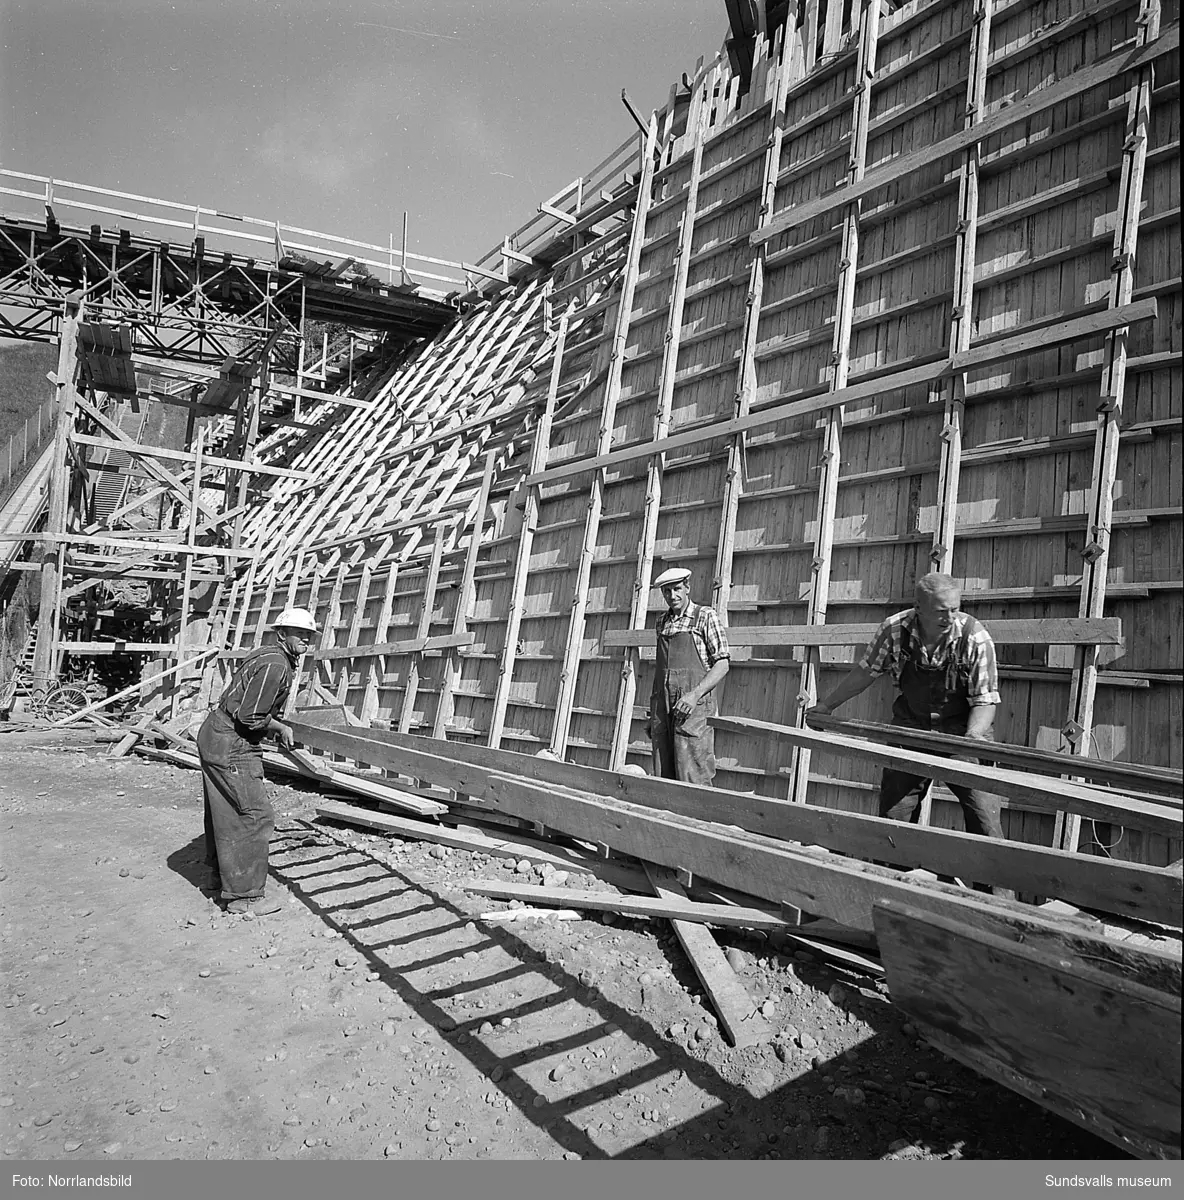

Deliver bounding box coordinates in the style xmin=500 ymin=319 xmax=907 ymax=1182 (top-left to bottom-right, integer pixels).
xmin=857 ymin=608 xmax=1000 ymax=706
xmin=655 ymin=601 xmax=730 ymax=670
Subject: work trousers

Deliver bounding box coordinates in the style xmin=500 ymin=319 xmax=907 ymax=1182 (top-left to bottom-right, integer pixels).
xmin=200 ymin=753 xmax=275 ymax=901
xmin=650 ymin=691 xmax=717 ymax=785
xmin=878 ymin=710 xmax=1005 ymax=840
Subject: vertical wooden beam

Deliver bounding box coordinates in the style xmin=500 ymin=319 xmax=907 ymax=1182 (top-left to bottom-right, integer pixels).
xmin=361 ymin=561 xmax=400 ymax=726
xmin=33 ymin=297 xmax=82 ymax=687
xmin=1057 ymin=0 xmax=1161 ymax=854
xmin=292 ymin=563 xmax=326 ymax=709
xmin=932 ymin=0 xmax=994 ymax=577
xmin=174 ymin=424 xmax=204 ymax=700
xmin=922 ymin=0 xmax=994 ymax=828
xmin=337 ymin=563 xmax=372 ymax=705
xmin=791 ymin=0 xmax=881 ymax=805
xmin=433 ymin=449 xmax=497 ymax=739
xmin=488 ymin=308 xmax=571 ymax=749
xmin=317 ymin=563 xmax=350 ymax=711
xmin=713 ymin=28 xmax=795 ymax=623
xmin=398 ymin=529 xmax=445 ymax=735
xmin=549 ymin=115 xmax=660 ymax=758
xmin=609 ymin=68 xmax=714 ymax=770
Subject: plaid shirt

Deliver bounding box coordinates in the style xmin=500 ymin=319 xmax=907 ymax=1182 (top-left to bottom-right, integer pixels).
xmin=655 ymin=601 xmax=730 ymax=669
xmin=858 ymin=609 xmax=1000 ymax=706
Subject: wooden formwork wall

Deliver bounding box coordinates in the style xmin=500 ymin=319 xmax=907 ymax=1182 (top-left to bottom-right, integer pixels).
xmin=219 ymin=0 xmax=1181 ymax=867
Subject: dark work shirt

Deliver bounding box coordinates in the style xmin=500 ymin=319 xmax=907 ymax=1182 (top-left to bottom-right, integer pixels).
xmin=217 ymin=644 xmax=298 ymax=738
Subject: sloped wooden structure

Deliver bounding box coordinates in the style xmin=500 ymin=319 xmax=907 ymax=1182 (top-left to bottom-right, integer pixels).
xmin=96 ymin=0 xmax=1180 ymax=1156
xmin=208 ymin=0 xmax=1180 ymax=868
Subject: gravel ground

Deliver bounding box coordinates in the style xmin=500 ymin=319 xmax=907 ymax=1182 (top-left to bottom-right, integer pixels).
xmin=0 ymin=728 xmax=1123 ymax=1161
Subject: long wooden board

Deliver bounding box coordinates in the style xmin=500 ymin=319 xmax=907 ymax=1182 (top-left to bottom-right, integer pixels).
xmin=459 ymin=878 xmax=795 ymax=931
xmin=712 ymin=717 xmax=1183 ymax=837
xmin=809 ymin=715 xmax=1184 ymax=799
xmin=603 ymin=618 xmax=1124 ymax=647
xmin=873 ymin=898 xmax=1181 ymax=1160
xmin=287 ymin=722 xmax=1181 ymax=934
xmin=643 ymin=863 xmax=773 ymax=1048
xmin=289 ymin=718 xmax=1182 ymax=925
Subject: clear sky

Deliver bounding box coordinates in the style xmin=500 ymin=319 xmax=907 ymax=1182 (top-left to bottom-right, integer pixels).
xmin=1 ymin=0 xmax=728 ymax=268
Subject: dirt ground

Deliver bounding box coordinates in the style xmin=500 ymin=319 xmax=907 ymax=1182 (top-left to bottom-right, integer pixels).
xmin=0 ymin=728 xmax=1121 ymax=1162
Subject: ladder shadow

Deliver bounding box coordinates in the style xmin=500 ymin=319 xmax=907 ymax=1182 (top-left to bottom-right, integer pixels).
xmin=267 ymin=815 xmax=765 ymax=1160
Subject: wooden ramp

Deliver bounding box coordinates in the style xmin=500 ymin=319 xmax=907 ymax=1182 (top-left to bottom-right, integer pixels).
xmin=874 ymin=897 xmax=1181 ymax=1161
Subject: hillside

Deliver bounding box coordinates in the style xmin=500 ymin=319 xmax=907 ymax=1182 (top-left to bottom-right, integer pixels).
xmin=0 ymin=339 xmax=56 ymax=445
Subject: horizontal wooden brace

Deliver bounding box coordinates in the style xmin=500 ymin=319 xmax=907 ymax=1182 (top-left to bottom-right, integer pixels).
xmin=56 ymin=641 xmax=178 ymax=654
xmin=603 ymin=618 xmax=1123 ymax=650
xmin=69 ymin=433 xmax=311 ymax=480
xmin=754 ymin=28 xmax=1179 ymax=245
xmin=308 ymin=632 xmax=474 ymax=661
xmin=528 ymin=299 xmax=1157 ymax=486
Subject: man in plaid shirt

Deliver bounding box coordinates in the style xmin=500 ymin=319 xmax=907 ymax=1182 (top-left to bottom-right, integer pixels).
xmin=810 ymin=573 xmax=1007 ymax=848
xmin=647 ymin=566 xmax=730 ymax=784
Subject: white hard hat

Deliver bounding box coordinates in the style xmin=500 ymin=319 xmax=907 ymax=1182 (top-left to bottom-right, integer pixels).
xmin=620 ymin=763 xmax=648 ymax=777
xmin=272 ymin=607 xmax=319 ymax=634
xmin=653 ymin=566 xmax=692 ymax=588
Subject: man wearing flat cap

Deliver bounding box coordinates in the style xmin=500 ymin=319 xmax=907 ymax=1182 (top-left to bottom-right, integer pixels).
xmin=647 ymin=567 xmax=730 ymax=784
xmin=196 ymin=607 xmax=318 ymax=916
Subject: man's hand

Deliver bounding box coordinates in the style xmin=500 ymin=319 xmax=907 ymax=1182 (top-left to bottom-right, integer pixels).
xmin=273 ymin=721 xmax=294 ymax=750
xmin=672 ymin=691 xmax=699 ymax=719
xmin=805 ymin=703 xmax=832 ymax=722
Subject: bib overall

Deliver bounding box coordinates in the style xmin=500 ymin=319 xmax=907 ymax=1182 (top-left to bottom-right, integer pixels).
xmin=650 ymin=624 xmax=717 ymax=784
xmin=878 ymin=619 xmax=1004 ymax=839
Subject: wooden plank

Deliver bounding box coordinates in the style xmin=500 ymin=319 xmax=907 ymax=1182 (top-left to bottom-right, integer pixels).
xmin=69 ymin=432 xmax=310 ymax=480
xmin=932 ymin=0 xmax=993 ymax=577
xmin=337 ymin=562 xmax=373 ymax=702
xmin=266 ymin=752 xmax=446 ymax=817
xmin=55 ymin=648 xmax=220 ymax=726
xmin=433 ymin=449 xmax=496 ymax=739
xmin=488 ymin=319 xmax=568 ymax=747
xmin=603 ymin=618 xmax=1124 ymax=647
xmin=793 ymin=0 xmax=883 ymax=805
xmin=294 ymin=719 xmax=1183 ymax=921
xmin=287 ymin=722 xmax=1184 ymax=927
xmin=33 ymin=307 xmax=80 ymax=685
xmin=397 ymin=529 xmax=445 ymax=735
xmin=873 ymin=898 xmax=1181 ymax=1160
xmin=643 ymin=863 xmax=774 ymax=1048
xmin=459 ymin=878 xmax=795 ymax=931
xmin=712 ymin=716 xmax=1184 ymax=837
xmin=314 ymin=798 xmax=638 ymax=883
xmin=753 ymin=27 xmax=1180 ymax=244
xmin=810 ymin=714 xmax=1184 ymax=798
xmin=307 ymin=632 xmax=475 ymax=662
xmin=713 ymin=39 xmax=795 ymax=627
xmin=609 ymin=72 xmax=713 ymax=769
xmin=525 ymin=300 xmax=1158 ymax=487
xmin=1060 ymin=0 xmax=1165 ymax=853
xmin=550 ymin=113 xmax=659 ymax=756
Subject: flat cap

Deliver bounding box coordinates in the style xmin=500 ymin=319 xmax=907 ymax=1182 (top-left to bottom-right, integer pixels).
xmin=652 ymin=566 xmax=692 ymax=588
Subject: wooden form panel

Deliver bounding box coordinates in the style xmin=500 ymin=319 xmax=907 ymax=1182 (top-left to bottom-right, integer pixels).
xmin=209 ymin=0 xmax=1180 ymax=867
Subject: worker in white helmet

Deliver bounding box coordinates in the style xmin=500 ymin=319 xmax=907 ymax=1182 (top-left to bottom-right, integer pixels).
xmin=195 ymin=607 xmax=318 ymax=916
